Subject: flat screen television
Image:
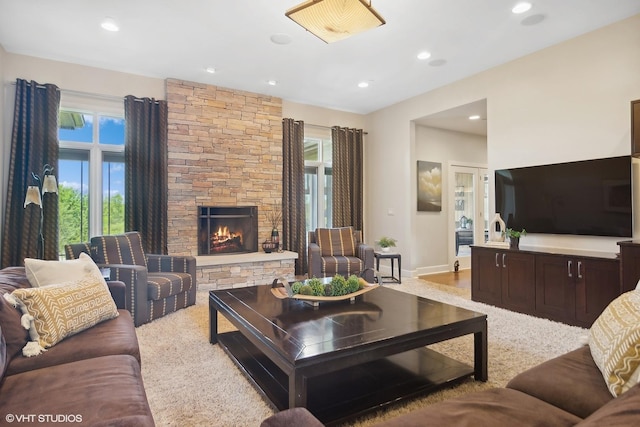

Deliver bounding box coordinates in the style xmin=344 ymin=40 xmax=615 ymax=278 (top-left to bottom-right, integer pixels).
xmin=495 ymin=156 xmax=632 ymax=238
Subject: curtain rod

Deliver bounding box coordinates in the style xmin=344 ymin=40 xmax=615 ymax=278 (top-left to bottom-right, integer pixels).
xmin=62 ymin=88 xmax=125 ymax=102
xmin=62 ymin=88 xmax=161 ymax=104
xmin=294 ymin=121 xmax=368 ymax=135
xmin=8 ymin=82 xmax=161 ymax=103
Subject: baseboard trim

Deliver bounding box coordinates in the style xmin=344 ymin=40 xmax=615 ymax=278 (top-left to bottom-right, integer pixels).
xmin=415 ymin=264 xmax=451 ymax=276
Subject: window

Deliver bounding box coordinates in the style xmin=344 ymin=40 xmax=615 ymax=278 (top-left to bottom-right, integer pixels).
xmin=304 ymin=128 xmax=332 ymax=236
xmin=58 ymin=103 xmax=125 ymax=257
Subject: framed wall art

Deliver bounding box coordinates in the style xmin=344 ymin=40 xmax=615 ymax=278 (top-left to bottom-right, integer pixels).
xmin=417 ymin=160 xmax=442 ymax=212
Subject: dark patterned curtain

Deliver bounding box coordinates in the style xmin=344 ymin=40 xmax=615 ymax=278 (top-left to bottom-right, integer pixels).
xmin=282 ymin=118 xmax=306 ymax=276
xmin=124 ymin=95 xmax=168 ymax=254
xmin=1 ymin=79 xmax=60 ymax=267
xmin=332 ymin=126 xmax=364 ymax=231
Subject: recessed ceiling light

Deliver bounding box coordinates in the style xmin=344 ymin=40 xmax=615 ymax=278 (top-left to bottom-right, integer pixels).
xmin=512 ymin=2 xmax=532 ymax=14
xmin=417 ymin=51 xmax=431 ymax=60
xmin=267 ymin=80 xmax=277 ymax=86
xmin=100 ymin=17 xmax=120 ymax=32
xmin=205 ymin=67 xmax=216 ymax=74
xmin=469 ymin=115 xmax=481 ymax=120
xmin=358 ymin=82 xmax=369 ymax=88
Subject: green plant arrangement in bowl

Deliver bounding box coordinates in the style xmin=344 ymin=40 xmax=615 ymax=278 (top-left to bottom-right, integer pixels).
xmin=271 ymin=274 xmax=379 ymax=306
xmin=505 ymin=228 xmax=526 ymax=250
xmin=290 ymin=275 xmax=363 ymax=297
xmin=376 ymin=236 xmax=397 ymax=252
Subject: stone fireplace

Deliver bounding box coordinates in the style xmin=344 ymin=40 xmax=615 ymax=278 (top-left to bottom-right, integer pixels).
xmin=166 ymin=79 xmax=296 ymax=290
xmin=198 ymin=206 xmax=258 ymax=255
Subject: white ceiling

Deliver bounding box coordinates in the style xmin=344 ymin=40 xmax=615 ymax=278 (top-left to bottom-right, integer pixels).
xmin=0 ymin=0 xmax=638 ymax=118
xmin=415 ymin=99 xmax=488 ymax=136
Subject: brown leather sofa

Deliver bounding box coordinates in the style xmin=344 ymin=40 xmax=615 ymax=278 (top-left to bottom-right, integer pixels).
xmin=0 ymin=267 xmax=154 ymax=426
xmin=260 ymin=345 xmax=640 ymax=426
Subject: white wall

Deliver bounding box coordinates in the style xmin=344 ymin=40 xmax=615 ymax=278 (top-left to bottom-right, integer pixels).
xmin=364 ymin=75 xmax=490 ymax=276
xmin=282 ymin=100 xmax=366 ymax=130
xmin=3 ymin=52 xmax=165 ymax=100
xmin=365 ymin=14 xmax=640 ymax=276
xmin=414 ymin=126 xmax=487 ymax=273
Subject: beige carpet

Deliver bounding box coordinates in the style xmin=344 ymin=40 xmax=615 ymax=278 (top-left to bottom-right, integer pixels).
xmin=135 ymin=278 xmax=587 ymax=427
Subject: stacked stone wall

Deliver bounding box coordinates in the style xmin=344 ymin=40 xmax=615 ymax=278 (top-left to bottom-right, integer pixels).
xmin=166 ymin=78 xmax=283 ymax=256
xmin=165 ymin=79 xmax=288 ymax=287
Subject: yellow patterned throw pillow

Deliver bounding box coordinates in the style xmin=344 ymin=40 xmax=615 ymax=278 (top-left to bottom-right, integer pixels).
xmin=3 ymin=275 xmax=118 ymax=357
xmin=589 ymin=290 xmax=640 ymax=396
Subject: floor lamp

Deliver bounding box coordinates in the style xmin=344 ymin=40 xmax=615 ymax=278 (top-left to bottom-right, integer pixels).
xmin=23 ymin=164 xmax=58 ymax=259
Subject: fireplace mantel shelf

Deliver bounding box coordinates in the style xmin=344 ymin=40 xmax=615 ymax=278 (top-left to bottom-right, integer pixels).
xmin=195 ymin=250 xmax=298 ymax=267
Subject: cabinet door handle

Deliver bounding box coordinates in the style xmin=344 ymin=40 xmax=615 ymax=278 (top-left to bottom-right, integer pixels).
xmin=502 ymin=253 xmax=507 ymax=268
xmin=567 ymin=260 xmax=573 ymax=278
xmin=495 ymin=253 xmax=499 ymax=268
xmin=577 ymin=261 xmax=583 ymax=279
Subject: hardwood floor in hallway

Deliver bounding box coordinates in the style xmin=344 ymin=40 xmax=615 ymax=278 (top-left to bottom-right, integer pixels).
xmin=419 ymin=269 xmax=471 ymax=290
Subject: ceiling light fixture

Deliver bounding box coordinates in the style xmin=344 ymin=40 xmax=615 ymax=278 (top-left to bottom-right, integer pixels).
xmin=267 ymin=80 xmax=278 ymax=86
xmin=100 ymin=17 xmax=120 ymax=32
xmin=285 ymin=0 xmax=385 ymax=43
xmin=512 ymin=2 xmax=532 ymax=14
xmin=468 ymin=115 xmax=481 ymax=120
xmin=417 ymin=51 xmax=431 ymax=60
xmin=358 ymin=82 xmax=369 ymax=88
xmin=205 ymin=67 xmax=216 ymax=74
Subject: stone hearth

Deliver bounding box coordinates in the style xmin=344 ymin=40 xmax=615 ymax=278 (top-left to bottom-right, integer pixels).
xmin=196 ymin=251 xmax=298 ymax=290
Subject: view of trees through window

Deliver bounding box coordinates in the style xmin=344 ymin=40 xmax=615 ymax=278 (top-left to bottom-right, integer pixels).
xmin=304 ymin=130 xmax=332 ymax=237
xmin=57 ymin=158 xmax=89 ymax=252
xmin=58 ymin=109 xmax=125 ymax=257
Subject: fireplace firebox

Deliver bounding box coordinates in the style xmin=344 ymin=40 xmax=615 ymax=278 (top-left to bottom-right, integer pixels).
xmin=198 ymin=206 xmax=258 ymax=255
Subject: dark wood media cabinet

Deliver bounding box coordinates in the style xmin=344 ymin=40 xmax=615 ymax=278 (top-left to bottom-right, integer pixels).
xmin=471 ymin=244 xmax=634 ymax=328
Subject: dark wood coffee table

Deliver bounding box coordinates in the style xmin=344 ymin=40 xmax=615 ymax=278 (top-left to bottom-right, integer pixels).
xmin=210 ymin=285 xmax=487 ymax=425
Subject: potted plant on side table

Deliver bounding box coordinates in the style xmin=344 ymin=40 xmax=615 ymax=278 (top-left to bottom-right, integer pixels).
xmin=505 ymin=228 xmax=526 ymax=250
xmin=376 ymin=236 xmax=397 ymax=253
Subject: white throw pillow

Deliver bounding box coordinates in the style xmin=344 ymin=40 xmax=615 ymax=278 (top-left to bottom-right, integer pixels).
xmin=24 ymin=252 xmax=103 ymax=287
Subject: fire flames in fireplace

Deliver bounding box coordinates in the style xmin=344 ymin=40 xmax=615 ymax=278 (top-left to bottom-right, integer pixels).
xmin=198 ymin=206 xmax=258 ymax=255
xmin=211 ymin=226 xmax=244 ymax=253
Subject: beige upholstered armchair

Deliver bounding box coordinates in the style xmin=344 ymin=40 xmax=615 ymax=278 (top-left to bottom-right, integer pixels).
xmin=64 ymin=231 xmax=196 ymax=326
xmin=308 ymin=227 xmax=374 ymax=283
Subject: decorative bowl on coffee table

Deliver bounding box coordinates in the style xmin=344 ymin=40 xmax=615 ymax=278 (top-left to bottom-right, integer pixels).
xmin=271 ymin=276 xmax=379 ymax=306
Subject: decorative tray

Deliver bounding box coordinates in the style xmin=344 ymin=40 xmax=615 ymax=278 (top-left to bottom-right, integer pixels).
xmin=271 ymin=276 xmax=379 ymax=306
